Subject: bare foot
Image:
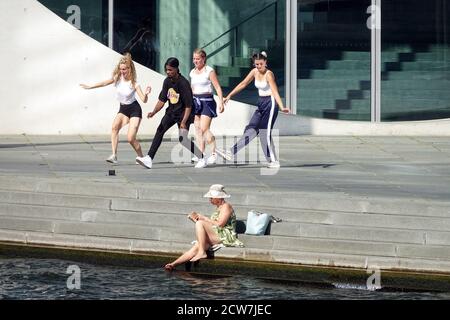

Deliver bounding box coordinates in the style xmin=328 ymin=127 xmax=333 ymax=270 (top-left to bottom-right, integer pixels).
xmin=190 ymin=252 xmax=207 ymax=262
xmin=164 ymin=263 xmax=175 ymax=271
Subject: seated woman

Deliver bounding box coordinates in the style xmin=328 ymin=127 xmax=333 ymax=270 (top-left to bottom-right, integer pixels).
xmin=164 ymin=184 xmax=243 ymax=271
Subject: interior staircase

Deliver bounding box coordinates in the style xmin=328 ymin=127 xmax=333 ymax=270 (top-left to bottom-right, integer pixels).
xmin=213 ymin=0 xmax=450 ymax=120
xmin=299 ymin=0 xmax=450 ymax=121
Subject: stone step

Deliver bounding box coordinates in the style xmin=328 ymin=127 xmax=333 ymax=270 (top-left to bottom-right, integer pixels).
xmin=4 ymin=196 xmax=450 ymax=239
xmin=0 ymin=217 xmax=422 ymax=259
xmin=299 ymin=98 xmax=369 ymax=109
xmin=0 ymin=189 xmax=112 ymax=210
xmin=298 ymin=79 xmax=365 ymax=89
xmin=383 ymin=71 xmax=450 ymax=81
xmin=316 ymin=105 xmax=450 ymax=120
xmin=300 ymin=90 xmax=370 ymax=100
xmin=3 ymin=178 xmax=450 ymax=218
xmin=4 ymin=229 xmax=450 ymax=272
xmin=384 ymin=61 xmax=450 ymax=72
xmin=299 ymin=68 xmax=368 ymax=79
xmin=379 ymin=98 xmax=450 ymax=109
xmin=301 ymin=88 xmax=450 ymax=100
xmin=4 ymin=216 xmax=450 ymax=262
xmin=299 ymin=78 xmax=450 ymax=91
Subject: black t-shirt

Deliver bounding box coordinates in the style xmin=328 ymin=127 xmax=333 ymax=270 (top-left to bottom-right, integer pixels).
xmin=158 ymin=74 xmax=193 ymax=118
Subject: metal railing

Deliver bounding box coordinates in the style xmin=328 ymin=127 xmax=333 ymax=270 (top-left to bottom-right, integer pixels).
xmin=202 ymin=1 xmax=279 ymax=59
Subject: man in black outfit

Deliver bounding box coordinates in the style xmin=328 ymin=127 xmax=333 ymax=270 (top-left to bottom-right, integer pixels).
xmin=136 ymin=57 xmax=204 ymax=169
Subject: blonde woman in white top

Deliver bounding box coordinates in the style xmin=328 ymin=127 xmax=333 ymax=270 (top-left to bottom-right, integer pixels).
xmin=189 ymin=49 xmax=224 ymax=168
xmin=80 ymin=53 xmax=151 ymax=164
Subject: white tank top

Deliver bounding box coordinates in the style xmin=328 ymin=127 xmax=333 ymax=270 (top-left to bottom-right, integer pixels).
xmin=254 ymin=71 xmax=272 ymax=96
xmin=115 ymin=77 xmax=137 ymax=104
xmin=190 ymin=66 xmax=214 ymax=94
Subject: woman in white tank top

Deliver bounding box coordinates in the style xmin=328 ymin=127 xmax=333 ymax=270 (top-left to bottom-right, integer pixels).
xmin=80 ymin=53 xmax=151 ymax=164
xmin=217 ymin=51 xmax=290 ymax=169
xmin=189 ymin=49 xmax=224 ymax=169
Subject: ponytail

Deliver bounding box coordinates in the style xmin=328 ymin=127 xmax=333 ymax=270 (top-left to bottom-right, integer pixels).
xmin=252 ymin=51 xmax=268 ymax=62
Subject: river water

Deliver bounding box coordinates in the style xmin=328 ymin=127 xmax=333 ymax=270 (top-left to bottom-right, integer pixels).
xmin=1 ymin=256 xmax=450 ymax=300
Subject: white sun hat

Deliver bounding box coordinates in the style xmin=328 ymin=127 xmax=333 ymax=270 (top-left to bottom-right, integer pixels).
xmin=203 ymin=184 xmax=231 ymax=198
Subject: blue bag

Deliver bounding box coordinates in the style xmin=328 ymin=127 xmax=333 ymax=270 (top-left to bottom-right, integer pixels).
xmin=245 ymin=210 xmax=271 ymax=235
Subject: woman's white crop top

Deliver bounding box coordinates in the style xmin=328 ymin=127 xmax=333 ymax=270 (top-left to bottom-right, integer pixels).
xmin=254 ymin=72 xmax=272 ymax=96
xmin=190 ymin=66 xmax=214 ymax=94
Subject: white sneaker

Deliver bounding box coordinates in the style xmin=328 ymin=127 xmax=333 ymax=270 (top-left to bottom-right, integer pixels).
xmin=191 ymin=156 xmax=199 ymax=162
xmin=215 ymin=148 xmax=233 ymax=161
xmin=195 ymin=158 xmax=207 ymax=169
xmin=136 ymin=155 xmax=153 ymax=169
xmin=135 ymin=157 xmax=140 ymax=165
xmin=267 ymin=161 xmax=280 ymax=169
xmin=106 ymin=154 xmax=117 ymax=164
xmin=207 ymin=153 xmax=217 ymax=165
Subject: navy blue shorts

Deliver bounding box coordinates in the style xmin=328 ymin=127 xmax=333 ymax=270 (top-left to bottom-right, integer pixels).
xmin=193 ymin=94 xmax=217 ymax=118
xmin=118 ymin=101 xmax=142 ymax=119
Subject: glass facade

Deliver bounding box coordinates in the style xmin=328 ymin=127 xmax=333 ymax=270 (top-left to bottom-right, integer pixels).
xmin=381 ymin=0 xmax=450 ymax=121
xmin=155 ymin=0 xmax=286 ymax=105
xmin=38 ymin=0 xmax=450 ymax=122
xmin=113 ymin=0 xmax=157 ymax=70
xmin=38 ymin=0 xmax=109 ymax=46
xmin=297 ymin=0 xmax=371 ymax=121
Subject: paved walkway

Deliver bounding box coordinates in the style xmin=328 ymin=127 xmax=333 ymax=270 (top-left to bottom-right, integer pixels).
xmin=1 ymin=134 xmax=450 ymax=203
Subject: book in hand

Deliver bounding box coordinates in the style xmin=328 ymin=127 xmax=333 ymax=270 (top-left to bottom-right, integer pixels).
xmin=188 ymin=212 xmax=199 ymax=223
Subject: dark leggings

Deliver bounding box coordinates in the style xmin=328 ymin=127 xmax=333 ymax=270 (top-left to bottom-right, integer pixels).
xmin=231 ymin=96 xmax=279 ymax=162
xmin=147 ymin=112 xmax=203 ymax=160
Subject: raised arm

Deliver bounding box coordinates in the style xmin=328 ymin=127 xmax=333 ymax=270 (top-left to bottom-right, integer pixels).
xmin=135 ymin=84 xmax=152 ymax=103
xmin=80 ymin=78 xmax=114 ymax=90
xmin=224 ymin=69 xmax=256 ymax=104
xmin=209 ymin=70 xmax=224 ymax=113
xmin=266 ymin=71 xmax=290 ymax=114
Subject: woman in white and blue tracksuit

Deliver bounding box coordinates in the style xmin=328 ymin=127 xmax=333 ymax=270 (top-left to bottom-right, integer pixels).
xmin=217 ymin=52 xmax=290 ymax=169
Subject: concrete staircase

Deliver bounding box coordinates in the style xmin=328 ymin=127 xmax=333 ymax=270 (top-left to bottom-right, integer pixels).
xmin=2 ymin=175 xmax=450 ymax=273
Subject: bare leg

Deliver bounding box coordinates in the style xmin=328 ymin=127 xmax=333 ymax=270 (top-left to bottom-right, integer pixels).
xmin=205 ymin=130 xmax=216 ymax=153
xmin=200 ymin=115 xmax=213 ymax=154
xmin=190 ymin=221 xmax=221 ymax=262
xmin=111 ymin=114 xmax=129 ymax=155
xmin=164 ymin=243 xmax=199 ymax=270
xmin=127 ymin=117 xmax=143 ymax=157
xmin=194 ymin=115 xmax=204 ymax=154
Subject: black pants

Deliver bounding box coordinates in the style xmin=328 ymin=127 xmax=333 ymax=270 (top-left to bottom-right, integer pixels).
xmin=147 ymin=111 xmax=202 ymax=160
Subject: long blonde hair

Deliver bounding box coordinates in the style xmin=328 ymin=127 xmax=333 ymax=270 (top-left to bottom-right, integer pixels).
xmin=113 ymin=53 xmax=137 ymax=86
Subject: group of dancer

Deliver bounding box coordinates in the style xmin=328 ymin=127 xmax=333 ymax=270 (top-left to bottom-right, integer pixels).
xmin=80 ymin=49 xmax=290 ymax=169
